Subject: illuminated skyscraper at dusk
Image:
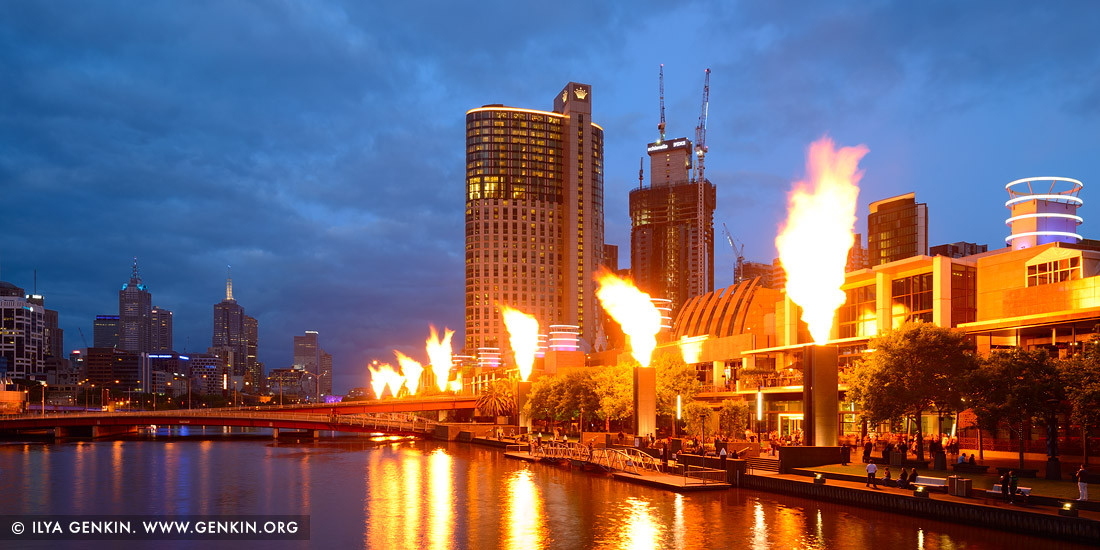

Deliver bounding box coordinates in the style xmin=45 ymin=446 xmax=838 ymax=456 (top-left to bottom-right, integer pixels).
xmin=119 ymin=259 xmax=152 ymax=354
xmin=464 ymin=82 xmax=605 ymax=357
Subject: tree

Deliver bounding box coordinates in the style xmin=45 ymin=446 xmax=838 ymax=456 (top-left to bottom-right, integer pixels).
xmin=555 ymin=370 xmax=600 ymax=432
xmin=847 ymin=321 xmax=978 ymax=461
xmin=684 ymin=401 xmax=716 ymax=440
xmin=654 ymin=353 xmax=700 ymax=419
xmin=1061 ymin=339 xmax=1100 ymax=464
xmin=969 ymin=348 xmax=1064 ymax=469
xmin=476 ymin=380 xmax=517 ymax=419
xmin=592 ymin=361 xmax=633 ymax=430
xmin=522 ymin=376 xmax=558 ymax=423
xmin=718 ymin=399 xmax=751 ymax=439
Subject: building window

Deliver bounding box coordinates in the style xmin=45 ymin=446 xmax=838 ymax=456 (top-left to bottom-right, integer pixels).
xmin=891 ymin=273 xmax=933 ymax=325
xmin=839 ymin=285 xmax=876 ymax=338
xmin=1027 ymin=257 xmax=1080 ymax=287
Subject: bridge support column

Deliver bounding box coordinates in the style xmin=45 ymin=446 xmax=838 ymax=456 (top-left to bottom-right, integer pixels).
xmin=54 ymin=427 xmax=67 ymax=439
xmin=313 ymin=430 xmax=321 ymax=439
xmin=272 ymin=428 xmax=279 ymax=439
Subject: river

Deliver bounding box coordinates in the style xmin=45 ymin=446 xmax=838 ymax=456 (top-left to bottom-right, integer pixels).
xmin=0 ymin=430 xmax=1090 ymax=549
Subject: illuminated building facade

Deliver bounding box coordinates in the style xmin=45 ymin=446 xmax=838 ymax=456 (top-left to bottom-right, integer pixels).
xmin=867 ymin=192 xmax=928 ymax=266
xmin=630 ymin=136 xmax=716 ymax=315
xmin=93 ymin=315 xmax=120 ymax=348
xmin=119 ymin=259 xmax=152 ymax=354
xmin=464 ymin=82 xmax=605 ymax=359
xmin=0 ymin=280 xmax=46 ymax=381
xmin=213 ymin=272 xmax=246 ymax=377
xmin=150 ymin=306 xmax=173 ymax=353
xmin=1004 ymin=177 xmax=1083 ymax=250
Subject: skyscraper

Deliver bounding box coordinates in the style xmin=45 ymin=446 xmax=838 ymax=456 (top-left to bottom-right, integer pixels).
xmin=293 ymin=331 xmax=329 ymax=397
xmin=244 ymin=314 xmax=261 ymax=390
xmin=119 ymin=259 xmax=152 ymax=354
xmin=212 ymin=269 xmax=246 ymax=377
xmin=630 ymin=136 xmax=716 ymax=314
xmin=464 ymin=82 xmax=605 ymax=356
xmin=0 ymin=280 xmax=45 ymax=380
xmin=867 ymin=193 xmax=928 ymax=266
xmin=150 ymin=306 xmax=173 ymax=353
xmin=93 ymin=315 xmax=120 ymax=348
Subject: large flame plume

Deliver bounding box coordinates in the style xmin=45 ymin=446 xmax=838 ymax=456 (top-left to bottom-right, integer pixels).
xmin=368 ymin=361 xmax=405 ymax=399
xmin=500 ymin=306 xmax=539 ymax=381
xmin=596 ymin=270 xmax=662 ymax=367
xmin=394 ymin=351 xmax=424 ymax=396
xmin=776 ymin=136 xmax=868 ymax=343
xmin=426 ymin=326 xmax=454 ymax=391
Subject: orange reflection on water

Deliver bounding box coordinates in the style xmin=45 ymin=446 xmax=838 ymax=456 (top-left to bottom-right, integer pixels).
xmin=621 ymin=497 xmax=659 ymax=550
xmin=428 ymin=448 xmax=453 ymax=549
xmin=402 ymin=448 xmax=422 ymax=548
xmin=505 ymin=469 xmax=546 ymax=550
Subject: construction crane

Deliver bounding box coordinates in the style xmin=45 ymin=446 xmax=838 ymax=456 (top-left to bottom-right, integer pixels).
xmin=694 ymin=68 xmax=712 ymax=297
xmin=638 ymin=157 xmax=644 ymax=188
xmin=723 ymin=223 xmax=745 ymax=283
xmin=77 ymin=327 xmax=89 ymax=349
xmin=658 ymin=64 xmax=666 ymax=142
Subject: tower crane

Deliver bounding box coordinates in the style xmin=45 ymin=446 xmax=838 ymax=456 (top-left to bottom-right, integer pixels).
xmin=77 ymin=327 xmax=89 ymax=349
xmin=658 ymin=64 xmax=666 ymax=142
xmin=694 ymin=68 xmax=712 ymax=297
xmin=723 ymin=223 xmax=745 ymax=283
xmin=638 ymin=157 xmax=644 ymax=188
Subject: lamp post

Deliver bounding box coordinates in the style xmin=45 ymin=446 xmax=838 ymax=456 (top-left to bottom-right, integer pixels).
xmin=675 ymin=394 xmax=681 ymax=438
xmin=41 ymin=382 xmax=47 ymax=416
xmin=756 ymin=389 xmax=764 ymax=448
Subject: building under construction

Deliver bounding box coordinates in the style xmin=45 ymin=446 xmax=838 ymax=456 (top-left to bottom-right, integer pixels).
xmin=630 ymin=68 xmax=716 ymax=316
xmin=630 ymin=138 xmax=715 ymax=315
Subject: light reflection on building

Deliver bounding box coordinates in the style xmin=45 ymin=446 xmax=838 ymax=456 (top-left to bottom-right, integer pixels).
xmin=505 ymin=469 xmax=545 ymax=550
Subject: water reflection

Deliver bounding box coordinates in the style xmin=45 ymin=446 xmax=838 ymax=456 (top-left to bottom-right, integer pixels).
xmin=0 ymin=438 xmax=1093 ymax=550
xmin=505 ymin=468 xmax=545 ymax=550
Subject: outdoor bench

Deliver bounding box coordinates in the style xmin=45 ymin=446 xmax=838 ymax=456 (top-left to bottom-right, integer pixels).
xmin=912 ymin=476 xmax=948 ymax=491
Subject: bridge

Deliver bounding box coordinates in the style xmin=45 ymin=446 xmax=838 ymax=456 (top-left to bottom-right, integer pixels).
xmin=259 ymin=395 xmax=478 ymax=415
xmin=0 ymin=410 xmax=441 ymax=439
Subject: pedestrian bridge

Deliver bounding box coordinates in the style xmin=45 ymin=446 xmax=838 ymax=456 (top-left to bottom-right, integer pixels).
xmin=0 ymin=410 xmax=441 ymax=439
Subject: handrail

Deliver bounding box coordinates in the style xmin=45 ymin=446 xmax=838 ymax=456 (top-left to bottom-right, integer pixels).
xmin=0 ymin=410 xmax=441 ymax=434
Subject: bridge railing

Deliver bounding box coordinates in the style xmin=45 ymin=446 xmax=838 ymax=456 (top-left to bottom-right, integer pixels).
xmin=0 ymin=409 xmax=441 ymax=434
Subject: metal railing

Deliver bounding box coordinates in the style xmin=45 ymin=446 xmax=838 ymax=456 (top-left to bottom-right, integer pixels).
xmin=0 ymin=410 xmax=439 ymax=434
xmin=681 ymin=464 xmax=727 ymax=486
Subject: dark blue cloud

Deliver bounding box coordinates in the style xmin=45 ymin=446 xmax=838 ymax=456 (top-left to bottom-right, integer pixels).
xmin=1 ymin=1 xmax=1098 ymax=392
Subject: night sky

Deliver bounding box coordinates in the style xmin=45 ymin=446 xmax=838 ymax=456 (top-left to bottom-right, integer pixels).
xmin=2 ymin=2 xmax=1098 ymax=393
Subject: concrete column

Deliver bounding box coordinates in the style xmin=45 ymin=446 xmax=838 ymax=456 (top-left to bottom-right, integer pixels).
xmin=633 ymin=366 xmax=656 ymax=439
xmin=782 ymin=295 xmax=800 ymax=346
xmin=802 ymin=345 xmax=839 ymax=447
xmin=272 ymin=428 xmax=279 ymax=439
xmin=932 ymin=255 xmax=952 ymax=327
xmin=876 ymin=271 xmax=891 ymax=333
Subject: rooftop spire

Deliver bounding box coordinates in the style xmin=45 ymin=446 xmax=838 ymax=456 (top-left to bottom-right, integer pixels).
xmin=130 ymin=257 xmax=142 ymax=284
xmin=226 ymin=265 xmax=233 ymax=301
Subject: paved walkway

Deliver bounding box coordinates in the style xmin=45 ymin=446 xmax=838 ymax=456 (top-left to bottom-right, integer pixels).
xmin=769 ymin=468 xmax=1100 ymax=522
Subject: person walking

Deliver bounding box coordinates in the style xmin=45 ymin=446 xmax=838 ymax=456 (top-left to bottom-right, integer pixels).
xmin=1008 ymin=470 xmax=1020 ymax=504
xmin=719 ymin=445 xmax=728 ymax=469
xmin=1077 ymin=464 xmax=1089 ymax=501
xmin=863 ymin=439 xmax=873 ymax=463
xmin=999 ymin=471 xmax=1011 ymax=502
xmin=866 ymin=462 xmax=878 ymax=488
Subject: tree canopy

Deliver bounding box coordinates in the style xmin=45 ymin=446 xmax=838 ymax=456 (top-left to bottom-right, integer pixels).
xmin=718 ymin=399 xmax=751 ymax=438
xmin=476 ymin=380 xmax=516 ymax=418
xmin=683 ymin=401 xmax=716 ymax=440
xmin=847 ymin=321 xmax=978 ymax=460
xmin=969 ymin=348 xmax=1063 ymax=467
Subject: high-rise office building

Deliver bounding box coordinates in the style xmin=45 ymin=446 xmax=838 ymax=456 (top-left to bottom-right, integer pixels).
xmin=244 ymin=314 xmax=261 ymax=391
xmin=93 ymin=315 xmax=120 ymax=348
xmin=867 ymin=193 xmax=928 ymax=266
xmin=119 ymin=259 xmax=153 ymax=354
xmin=212 ymin=270 xmax=247 ymax=377
xmin=0 ymin=280 xmax=46 ymax=380
xmin=464 ymin=82 xmax=605 ymax=355
xmin=293 ymin=331 xmax=329 ymax=397
xmin=150 ymin=306 xmax=173 ymax=353
xmin=630 ymin=137 xmax=716 ymax=314
xmin=741 ymin=261 xmax=775 ymax=288
xmin=26 ymin=293 xmax=63 ymax=361
xmin=846 ymin=233 xmax=869 ymax=272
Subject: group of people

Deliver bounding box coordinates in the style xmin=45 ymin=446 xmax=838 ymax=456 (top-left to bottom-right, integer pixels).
xmin=864 ymin=464 xmax=918 ymax=489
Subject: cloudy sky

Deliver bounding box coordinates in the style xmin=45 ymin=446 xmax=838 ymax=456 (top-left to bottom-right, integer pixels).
xmin=2 ymin=1 xmax=1098 ymax=393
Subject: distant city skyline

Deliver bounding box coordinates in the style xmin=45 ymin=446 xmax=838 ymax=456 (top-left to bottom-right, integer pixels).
xmin=2 ymin=2 xmax=1098 ymax=393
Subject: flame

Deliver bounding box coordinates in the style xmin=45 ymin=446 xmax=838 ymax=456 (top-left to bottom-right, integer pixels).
xmin=426 ymin=326 xmax=454 ymax=392
xmin=775 ymin=136 xmax=868 ymax=343
xmin=500 ymin=306 xmax=539 ymax=381
xmin=595 ymin=270 xmax=662 ymax=367
xmin=394 ymin=351 xmax=424 ymax=396
xmin=368 ymin=361 xmax=405 ymax=399
xmin=448 ymin=378 xmax=462 ymax=393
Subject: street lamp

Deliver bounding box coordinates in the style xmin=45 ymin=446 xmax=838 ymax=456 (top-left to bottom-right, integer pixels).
xmin=756 ymin=389 xmax=764 ymax=448
xmin=40 ymin=381 xmax=47 ymax=416
xmin=675 ymin=394 xmax=681 ymax=438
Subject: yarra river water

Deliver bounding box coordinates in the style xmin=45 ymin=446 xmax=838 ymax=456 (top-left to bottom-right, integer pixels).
xmin=0 ymin=430 xmax=1092 ymax=549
